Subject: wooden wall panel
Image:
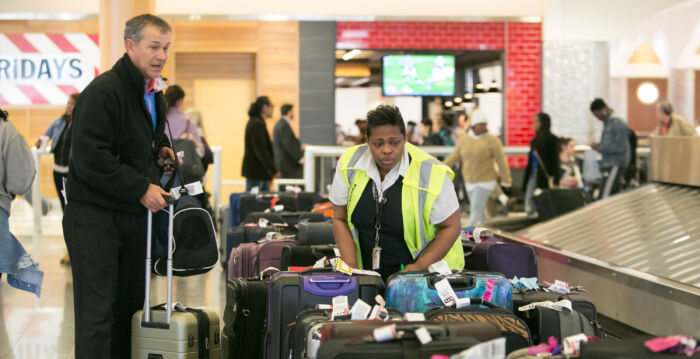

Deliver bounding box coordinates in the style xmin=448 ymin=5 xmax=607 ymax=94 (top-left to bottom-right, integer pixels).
xmin=695 ymin=71 xmax=700 ymax=128
xmin=173 ymin=20 xmax=258 ymax=53
xmin=175 ymin=53 xmax=255 ymax=109
xmin=627 ymin=78 xmax=668 ymax=136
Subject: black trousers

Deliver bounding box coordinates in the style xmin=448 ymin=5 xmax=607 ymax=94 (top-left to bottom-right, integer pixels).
xmin=52 ymin=170 xmax=67 ymax=212
xmin=63 ymin=200 xmax=147 ymax=358
xmin=598 ymin=165 xmax=625 ymax=200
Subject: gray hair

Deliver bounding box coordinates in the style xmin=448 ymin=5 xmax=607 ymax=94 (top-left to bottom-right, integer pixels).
xmin=123 ymin=14 xmax=171 ymax=43
xmin=657 ymin=101 xmax=673 ymax=116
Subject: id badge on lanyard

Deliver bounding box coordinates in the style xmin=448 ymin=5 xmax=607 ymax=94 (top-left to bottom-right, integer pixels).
xmin=372 ymin=183 xmax=386 ymax=270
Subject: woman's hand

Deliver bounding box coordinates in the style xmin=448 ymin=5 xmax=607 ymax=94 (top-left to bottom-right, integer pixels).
xmin=403 ymin=263 xmax=422 ymax=272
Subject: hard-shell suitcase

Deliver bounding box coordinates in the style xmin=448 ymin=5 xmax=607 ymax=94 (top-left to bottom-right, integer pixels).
xmin=225 ymin=225 xmax=295 ymax=266
xmin=516 ymin=306 xmax=605 ymax=344
xmin=266 ymin=270 xmax=385 ymax=359
xmin=512 ymin=286 xmax=597 ymax=321
xmin=222 ymin=275 xmax=272 ymax=359
xmin=280 ymin=244 xmax=337 ymax=270
xmin=464 ymin=238 xmax=537 ymax=279
xmin=244 ymin=211 xmax=327 ymax=226
xmin=316 ymin=329 xmax=482 ymax=359
xmin=424 ymin=300 xmax=532 ymax=354
xmin=229 ymin=192 xmax=247 ymax=227
xmin=228 ymin=238 xmax=296 ymax=278
xmin=218 ymin=205 xmax=230 ymax=269
xmin=385 ymin=271 xmax=513 ymax=313
xmin=297 ymin=221 xmax=334 ymax=246
xmin=131 ymin=206 xmax=221 ymax=358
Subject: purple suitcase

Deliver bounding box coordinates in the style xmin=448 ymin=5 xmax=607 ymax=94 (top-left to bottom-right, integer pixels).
xmin=266 ymin=270 xmax=385 ymax=359
xmin=464 ymin=238 xmax=537 ymax=279
xmin=227 ymin=239 xmax=296 ymax=279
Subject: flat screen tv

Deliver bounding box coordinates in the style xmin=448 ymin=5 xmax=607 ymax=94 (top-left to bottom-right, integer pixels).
xmin=382 ymin=54 xmax=455 ymax=96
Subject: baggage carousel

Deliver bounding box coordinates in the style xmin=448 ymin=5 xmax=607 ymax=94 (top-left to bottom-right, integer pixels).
xmin=492 ymin=137 xmax=700 ymax=336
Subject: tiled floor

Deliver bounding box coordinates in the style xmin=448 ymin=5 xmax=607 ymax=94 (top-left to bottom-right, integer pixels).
xmin=1 ymin=199 xmax=227 ymax=359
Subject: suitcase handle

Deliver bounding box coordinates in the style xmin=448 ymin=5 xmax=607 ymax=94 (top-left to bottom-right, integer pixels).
xmin=308 ymin=276 xmax=351 ymax=284
xmin=143 ymin=206 xmax=174 ymax=326
xmin=428 ymin=276 xmax=475 ymax=290
xmin=303 ymin=275 xmax=357 ymax=296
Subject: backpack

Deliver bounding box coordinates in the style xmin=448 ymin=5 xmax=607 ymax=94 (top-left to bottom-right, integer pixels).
xmin=171 ymin=138 xmax=205 ymax=184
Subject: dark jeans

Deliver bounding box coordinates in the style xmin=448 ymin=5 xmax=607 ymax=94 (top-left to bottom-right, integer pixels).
xmin=63 ymin=201 xmax=147 ymax=358
xmin=598 ymin=165 xmax=625 ymax=199
xmin=246 ymin=179 xmax=271 ymax=192
xmin=53 ymin=171 xmax=67 ymax=212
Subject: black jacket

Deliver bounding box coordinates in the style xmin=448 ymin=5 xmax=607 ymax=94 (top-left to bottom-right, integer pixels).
xmin=272 ymin=117 xmax=303 ymax=178
xmin=523 ymin=131 xmax=560 ymax=191
xmin=67 ymin=53 xmax=170 ymax=214
xmin=242 ymin=116 xmax=276 ymax=180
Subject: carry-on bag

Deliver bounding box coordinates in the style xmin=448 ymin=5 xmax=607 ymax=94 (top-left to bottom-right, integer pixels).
xmin=266 ymin=270 xmax=385 ymax=359
xmin=464 ymin=238 xmax=537 ymax=279
xmin=228 ymin=236 xmax=296 ymax=279
xmin=131 ymin=206 xmax=221 ymax=358
xmin=280 ymin=244 xmax=338 ymax=270
xmin=512 ymin=286 xmax=598 ymax=322
xmin=516 ymin=305 xmax=604 ymax=344
xmin=425 ymin=299 xmax=532 ymax=353
xmin=534 ymin=188 xmax=590 ymax=221
xmin=239 ymin=192 xmax=320 ymax=221
xmin=385 ymin=271 xmax=513 ymax=313
xmin=316 ymin=327 xmax=482 ymax=359
xmin=244 ymin=211 xmax=327 ymax=226
xmin=297 ymin=221 xmax=335 ymax=246
xmin=222 ymin=272 xmax=274 ymax=359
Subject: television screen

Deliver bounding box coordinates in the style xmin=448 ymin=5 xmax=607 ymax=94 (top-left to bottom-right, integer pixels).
xmin=382 ymin=55 xmax=455 ymax=96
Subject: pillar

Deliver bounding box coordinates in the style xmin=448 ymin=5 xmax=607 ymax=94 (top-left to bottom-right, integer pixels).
xmin=99 ymin=0 xmax=155 ymax=72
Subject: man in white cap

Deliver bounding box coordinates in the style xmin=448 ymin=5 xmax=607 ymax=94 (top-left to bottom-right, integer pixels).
xmin=444 ymin=110 xmax=511 ymax=225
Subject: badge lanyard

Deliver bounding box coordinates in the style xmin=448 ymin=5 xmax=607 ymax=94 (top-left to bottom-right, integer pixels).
xmin=372 ymin=182 xmax=387 ymax=270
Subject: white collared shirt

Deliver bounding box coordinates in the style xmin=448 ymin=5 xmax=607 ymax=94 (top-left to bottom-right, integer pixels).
xmin=329 ymin=146 xmax=459 ymax=224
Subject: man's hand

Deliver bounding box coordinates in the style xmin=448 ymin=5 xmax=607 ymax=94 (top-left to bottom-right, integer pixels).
xmin=590 ymin=142 xmax=599 ymax=150
xmin=35 ymin=138 xmax=42 ymax=148
xmin=157 ymin=146 xmax=181 ymax=173
xmin=140 ymin=184 xmax=170 ymax=212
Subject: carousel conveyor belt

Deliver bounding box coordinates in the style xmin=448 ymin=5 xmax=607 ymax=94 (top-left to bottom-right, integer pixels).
xmin=491 ymin=183 xmax=700 ymax=336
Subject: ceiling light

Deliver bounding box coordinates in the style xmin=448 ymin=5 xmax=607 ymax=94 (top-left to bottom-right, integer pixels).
xmin=475 ymin=83 xmax=485 ymax=93
xmin=342 ymin=49 xmax=362 ymax=61
xmin=454 ymin=97 xmax=463 ymax=103
xmin=444 ymin=101 xmax=454 ymax=107
xmin=464 ymin=93 xmax=473 ymax=99
xmin=488 ymin=80 xmax=500 ymax=93
xmin=636 ymin=82 xmax=659 ymax=104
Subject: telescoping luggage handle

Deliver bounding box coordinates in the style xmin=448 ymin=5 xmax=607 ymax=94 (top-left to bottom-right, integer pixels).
xmin=142 ymin=202 xmax=175 ymax=328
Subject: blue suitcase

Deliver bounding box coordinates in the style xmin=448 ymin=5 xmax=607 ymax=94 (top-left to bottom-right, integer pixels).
xmin=385 ymin=271 xmax=513 ymax=313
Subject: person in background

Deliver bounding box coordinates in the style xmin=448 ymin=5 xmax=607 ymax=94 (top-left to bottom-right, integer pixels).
xmin=273 ymin=104 xmax=305 ymax=179
xmin=242 ymin=96 xmax=278 ymax=191
xmin=419 ymin=118 xmax=445 ymax=146
xmin=185 ymin=107 xmax=214 ymax=173
xmin=437 ymin=114 xmax=456 ymax=146
xmin=62 ymin=14 xmax=175 ymax=357
xmin=652 ymin=101 xmax=696 ymax=137
xmin=523 ymin=112 xmax=560 ymax=216
xmin=444 ymin=110 xmax=511 ymax=226
xmin=51 ymin=92 xmax=80 ymax=265
xmin=0 ymin=107 xmax=42 ymax=295
xmin=164 ymin=85 xmax=204 ymax=157
xmin=559 ymin=137 xmax=583 ymax=188
xmin=589 ymin=98 xmax=630 ymax=199
xmin=406 ymin=121 xmax=418 ymax=145
xmin=330 ymin=105 xmax=463 ymax=282
xmin=354 ymin=119 xmax=368 ymax=144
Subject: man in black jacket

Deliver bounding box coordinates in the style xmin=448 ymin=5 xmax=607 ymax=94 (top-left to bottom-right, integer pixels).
xmin=273 ymin=104 xmax=305 ymax=178
xmin=62 ymin=14 xmax=175 ymax=358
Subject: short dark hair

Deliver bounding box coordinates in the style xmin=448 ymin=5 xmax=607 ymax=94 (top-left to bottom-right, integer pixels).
xmin=590 ymin=98 xmax=608 ymax=112
xmin=559 ymin=137 xmax=574 ymax=147
xmin=281 ymin=104 xmax=293 ymax=117
xmin=0 ymin=107 xmax=7 ymax=122
xmin=248 ymin=96 xmax=271 ymax=118
xmin=164 ymin=85 xmax=185 ymax=108
xmin=365 ymin=105 xmax=406 ymax=139
xmin=124 ymin=14 xmax=172 ymax=43
xmin=420 ymin=118 xmax=433 ymax=128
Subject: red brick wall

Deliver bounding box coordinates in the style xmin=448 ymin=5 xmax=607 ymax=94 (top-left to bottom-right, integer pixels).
xmin=336 ymin=21 xmax=542 ymax=167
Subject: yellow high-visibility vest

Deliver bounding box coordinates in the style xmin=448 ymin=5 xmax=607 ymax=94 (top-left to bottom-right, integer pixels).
xmin=339 ymin=142 xmax=465 ymax=270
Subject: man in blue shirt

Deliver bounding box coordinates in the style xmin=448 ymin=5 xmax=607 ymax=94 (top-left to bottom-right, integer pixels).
xmin=590 ymin=98 xmax=631 ymax=199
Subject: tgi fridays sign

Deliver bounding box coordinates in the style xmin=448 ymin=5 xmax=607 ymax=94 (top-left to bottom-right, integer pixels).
xmin=0 ymin=33 xmax=99 ymax=105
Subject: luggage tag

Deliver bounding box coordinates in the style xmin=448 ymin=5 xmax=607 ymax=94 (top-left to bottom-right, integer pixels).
xmin=518 ymin=299 xmax=572 ymax=312
xmin=368 ymin=295 xmax=389 ymax=320
xmin=350 ymin=298 xmax=372 ymax=320
xmin=373 ymin=324 xmax=397 ymax=342
xmin=258 ymin=217 xmax=269 ymax=228
xmin=428 ymin=260 xmax=452 ymax=276
xmin=333 ymin=247 xmax=341 ymax=257
xmin=403 ymin=312 xmax=426 ymax=321
xmin=331 ymin=296 xmax=350 ymax=320
xmin=351 ymin=268 xmax=381 ymax=277
xmin=562 ymin=333 xmax=588 ymax=355
xmin=455 ymin=297 xmax=471 ymax=309
xmin=414 ymin=326 xmax=432 ymax=345
xmin=332 ymin=258 xmax=353 ymax=276
xmin=313 ymin=256 xmax=328 ymax=269
xmin=449 ymin=337 xmax=506 ymax=359
xmin=169 ymin=181 xmax=204 ymax=199
xmin=482 ymin=278 xmax=495 ymax=302
xmin=434 ymin=278 xmax=458 ymax=307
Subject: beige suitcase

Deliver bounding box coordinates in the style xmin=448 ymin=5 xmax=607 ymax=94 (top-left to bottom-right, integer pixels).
xmin=131 ymin=205 xmax=221 ymax=358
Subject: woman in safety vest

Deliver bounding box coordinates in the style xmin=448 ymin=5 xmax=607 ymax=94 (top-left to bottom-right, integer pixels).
xmin=329 ymin=105 xmax=464 ymax=281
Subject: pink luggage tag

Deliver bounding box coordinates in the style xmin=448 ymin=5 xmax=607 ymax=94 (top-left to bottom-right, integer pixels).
xmin=645 ymin=336 xmax=697 ymax=356
xmin=482 ymin=278 xmax=495 ymax=302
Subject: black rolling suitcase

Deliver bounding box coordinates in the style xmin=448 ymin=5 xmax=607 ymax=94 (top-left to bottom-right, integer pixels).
xmin=243 ymin=211 xmax=327 ymax=226
xmin=131 ymin=206 xmax=221 ymax=358
xmin=516 ymin=305 xmax=605 ymax=345
xmin=222 ymin=275 xmax=271 ymax=359
xmin=297 ymin=221 xmax=334 ymax=245
xmin=266 ymin=270 xmax=385 ymax=359
xmin=239 ymin=192 xmax=321 ymax=220
xmin=534 ymin=188 xmax=591 ymax=220
xmin=280 ymin=244 xmax=338 ymax=270
xmin=512 ymin=286 xmax=598 ymax=322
